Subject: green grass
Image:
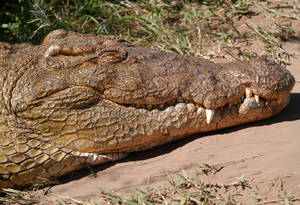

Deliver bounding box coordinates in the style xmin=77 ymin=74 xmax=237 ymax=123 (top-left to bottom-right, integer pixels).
xmin=1 ymin=0 xmax=299 ymax=64
xmin=1 ymin=164 xmax=299 ymax=204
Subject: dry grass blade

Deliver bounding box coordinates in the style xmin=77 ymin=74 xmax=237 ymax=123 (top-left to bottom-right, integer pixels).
xmin=0 ymin=188 xmax=39 ymax=205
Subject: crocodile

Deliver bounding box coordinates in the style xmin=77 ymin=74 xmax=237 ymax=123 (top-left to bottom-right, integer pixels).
xmin=0 ymin=29 xmax=295 ymax=189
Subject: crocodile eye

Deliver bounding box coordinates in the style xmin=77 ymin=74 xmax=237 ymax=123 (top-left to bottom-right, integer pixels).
xmin=43 ymin=43 xmax=127 ymax=65
xmin=42 ymin=44 xmax=99 ymax=71
xmin=44 ymin=44 xmax=96 ymax=58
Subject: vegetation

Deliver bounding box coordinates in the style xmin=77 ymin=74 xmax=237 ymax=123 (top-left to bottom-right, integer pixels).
xmin=1 ymin=164 xmax=299 ymax=204
xmin=1 ymin=0 xmax=299 ymax=64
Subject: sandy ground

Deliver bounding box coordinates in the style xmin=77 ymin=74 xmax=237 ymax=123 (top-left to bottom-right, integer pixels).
xmin=37 ymin=36 xmax=300 ymax=204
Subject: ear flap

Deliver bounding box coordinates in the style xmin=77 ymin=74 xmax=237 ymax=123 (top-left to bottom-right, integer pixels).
xmin=41 ymin=44 xmax=98 ymax=71
xmin=44 ymin=43 xmax=127 ymax=63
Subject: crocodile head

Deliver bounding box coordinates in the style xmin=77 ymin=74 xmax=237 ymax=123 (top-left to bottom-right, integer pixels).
xmin=0 ymin=30 xmax=294 ymax=187
xmin=10 ymin=29 xmax=295 ymax=154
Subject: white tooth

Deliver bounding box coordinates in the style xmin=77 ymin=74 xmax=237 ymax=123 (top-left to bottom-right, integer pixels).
xmin=197 ymin=106 xmax=205 ymax=116
xmin=88 ymin=154 xmax=98 ymax=162
xmin=159 ymin=104 xmax=165 ymax=109
xmin=80 ymin=153 xmax=89 ymax=157
xmin=206 ymin=109 xmax=215 ymax=124
xmin=105 ymin=154 xmax=114 ymax=161
xmin=72 ymin=151 xmax=81 ymax=156
xmin=96 ymin=155 xmax=105 ymax=161
xmin=245 ymin=87 xmax=252 ymax=98
xmin=187 ymin=103 xmax=196 ymax=112
xmin=254 ymin=95 xmax=260 ymax=103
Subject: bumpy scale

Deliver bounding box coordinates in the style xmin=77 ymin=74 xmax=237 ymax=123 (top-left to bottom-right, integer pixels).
xmin=0 ymin=30 xmax=295 ymax=188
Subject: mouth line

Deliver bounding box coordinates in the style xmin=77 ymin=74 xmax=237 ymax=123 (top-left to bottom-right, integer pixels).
xmin=59 ymin=90 xmax=288 ymax=157
xmin=118 ymin=87 xmax=285 ymax=125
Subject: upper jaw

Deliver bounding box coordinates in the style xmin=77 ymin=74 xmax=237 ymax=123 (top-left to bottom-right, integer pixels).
xmin=116 ymin=85 xmax=290 ymax=125
xmin=236 ymin=58 xmax=295 ymax=100
xmin=12 ymin=29 xmax=295 ymax=127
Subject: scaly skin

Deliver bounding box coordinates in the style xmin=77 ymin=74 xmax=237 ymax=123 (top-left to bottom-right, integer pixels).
xmin=0 ymin=30 xmax=295 ymax=188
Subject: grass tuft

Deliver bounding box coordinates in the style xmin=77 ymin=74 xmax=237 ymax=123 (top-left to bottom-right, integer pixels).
xmin=1 ymin=0 xmax=299 ymax=64
xmin=0 ymin=188 xmax=39 ymax=205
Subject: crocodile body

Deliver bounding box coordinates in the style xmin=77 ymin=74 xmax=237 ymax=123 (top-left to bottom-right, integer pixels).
xmin=0 ymin=30 xmax=295 ymax=188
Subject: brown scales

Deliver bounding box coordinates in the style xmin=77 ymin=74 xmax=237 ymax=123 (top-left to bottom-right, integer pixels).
xmin=0 ymin=30 xmax=295 ymax=188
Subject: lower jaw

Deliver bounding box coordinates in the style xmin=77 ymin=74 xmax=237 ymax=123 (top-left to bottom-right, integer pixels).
xmin=63 ymin=95 xmax=290 ymax=167
xmin=93 ymin=95 xmax=290 ymax=153
xmin=170 ymin=95 xmax=290 ymax=140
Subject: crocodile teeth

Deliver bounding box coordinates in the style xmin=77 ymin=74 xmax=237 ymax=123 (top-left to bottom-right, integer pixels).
xmin=197 ymin=106 xmax=205 ymax=115
xmin=80 ymin=153 xmax=90 ymax=157
xmin=254 ymin=95 xmax=260 ymax=103
xmin=206 ymin=109 xmax=215 ymax=124
xmin=72 ymin=151 xmax=81 ymax=156
xmin=245 ymin=87 xmax=253 ymax=98
xmin=88 ymin=153 xmax=98 ymax=162
xmin=99 ymin=154 xmax=112 ymax=160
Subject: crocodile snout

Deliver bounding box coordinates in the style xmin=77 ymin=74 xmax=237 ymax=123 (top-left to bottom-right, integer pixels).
xmin=249 ymin=58 xmax=295 ymax=100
